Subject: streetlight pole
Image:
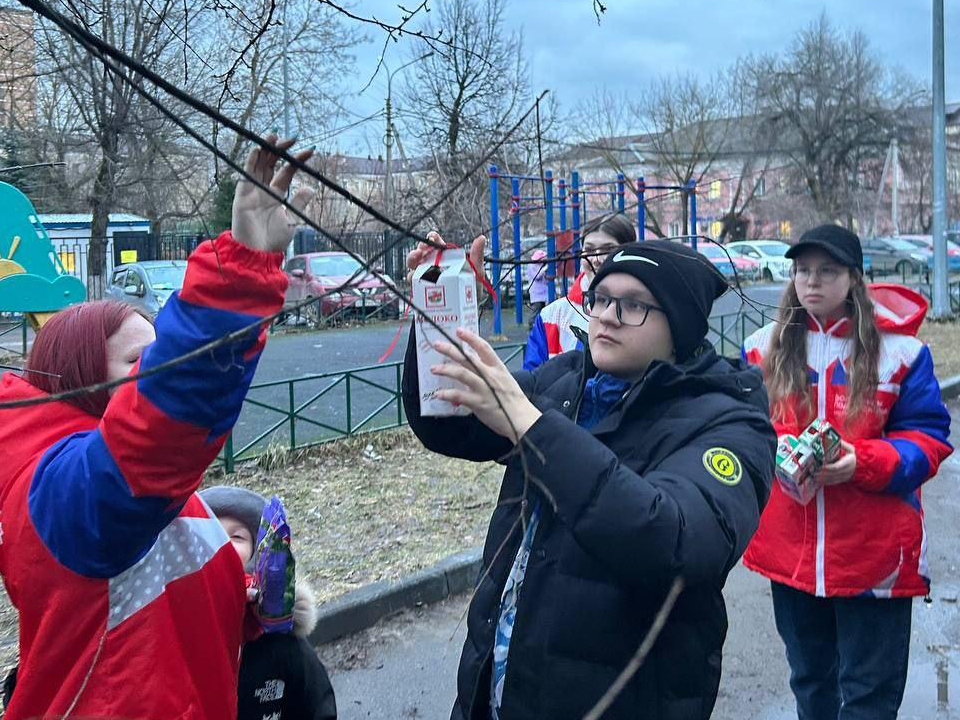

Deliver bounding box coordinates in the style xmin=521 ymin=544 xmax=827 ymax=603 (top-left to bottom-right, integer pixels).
xmin=384 ymin=52 xmax=433 ymax=221
xmin=281 ymin=0 xmax=293 ymax=259
xmin=932 ymin=0 xmax=949 ymax=317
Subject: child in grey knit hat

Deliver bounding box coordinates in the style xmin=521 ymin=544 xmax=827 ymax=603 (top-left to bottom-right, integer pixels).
xmin=201 ymin=486 xmax=337 ymax=720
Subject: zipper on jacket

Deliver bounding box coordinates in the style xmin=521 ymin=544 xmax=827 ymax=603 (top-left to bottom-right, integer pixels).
xmin=814 ymin=325 xmax=828 ymax=597
xmin=570 ymin=341 xmax=591 ymax=421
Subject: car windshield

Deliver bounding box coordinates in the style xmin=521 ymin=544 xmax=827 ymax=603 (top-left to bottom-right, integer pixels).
xmin=310 ymin=255 xmax=364 ymax=276
xmin=144 ymin=266 xmax=186 ymax=291
xmin=757 ymin=243 xmax=789 ymax=257
xmin=904 ymin=237 xmax=960 ymax=252
xmin=884 ymin=238 xmax=921 ymax=251
xmin=697 ymin=246 xmax=729 ymax=260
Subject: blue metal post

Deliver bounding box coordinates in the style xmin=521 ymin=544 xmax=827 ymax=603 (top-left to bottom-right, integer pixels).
xmin=617 ymin=173 xmax=625 ymax=213
xmin=688 ymin=179 xmax=698 ymax=252
xmin=637 ymin=176 xmax=646 ymax=240
xmin=511 ymin=177 xmax=523 ymax=325
xmin=558 ymin=178 xmax=569 ymax=296
xmin=544 ymin=170 xmax=556 ymax=303
xmin=488 ymin=165 xmax=502 ymax=334
xmin=572 ymin=171 xmax=582 ymax=275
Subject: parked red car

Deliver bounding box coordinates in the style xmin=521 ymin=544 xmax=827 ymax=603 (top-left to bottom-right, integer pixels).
xmin=283 ymin=252 xmax=397 ymax=320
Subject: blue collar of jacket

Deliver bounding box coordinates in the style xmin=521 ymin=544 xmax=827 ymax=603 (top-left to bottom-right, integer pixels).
xmin=576 ymin=372 xmax=632 ymax=430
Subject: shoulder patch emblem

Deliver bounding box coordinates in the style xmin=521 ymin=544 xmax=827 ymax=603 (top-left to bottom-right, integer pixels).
xmin=702 ymin=448 xmax=742 ymax=486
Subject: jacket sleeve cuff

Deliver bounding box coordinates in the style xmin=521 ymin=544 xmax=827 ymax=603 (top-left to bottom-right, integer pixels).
xmin=179 ymin=231 xmax=287 ymax=317
xmin=852 ymin=438 xmax=900 ymax=492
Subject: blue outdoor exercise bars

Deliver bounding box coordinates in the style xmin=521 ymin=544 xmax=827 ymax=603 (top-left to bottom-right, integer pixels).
xmin=488 ymin=166 xmax=697 ymax=335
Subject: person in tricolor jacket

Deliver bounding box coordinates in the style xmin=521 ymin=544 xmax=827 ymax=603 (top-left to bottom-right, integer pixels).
xmin=742 ymin=224 xmax=953 ymax=720
xmin=522 ymin=213 xmax=635 ymax=371
xmin=0 ymin=136 xmax=313 ymax=720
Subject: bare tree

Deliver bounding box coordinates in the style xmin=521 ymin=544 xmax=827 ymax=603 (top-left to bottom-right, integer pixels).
xmin=204 ymin=0 xmax=361 ymax=185
xmin=637 ymin=74 xmax=734 ymax=190
xmin=568 ymin=73 xmax=778 ymax=241
xmin=399 ymin=0 xmax=533 ymax=240
xmin=745 ymin=13 xmax=922 ymax=228
xmin=712 ymin=62 xmax=782 ymax=241
xmin=28 ymin=0 xmax=192 ymax=295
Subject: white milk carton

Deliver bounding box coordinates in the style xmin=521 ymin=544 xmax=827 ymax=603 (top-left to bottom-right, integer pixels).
xmin=413 ymin=247 xmax=480 ymax=416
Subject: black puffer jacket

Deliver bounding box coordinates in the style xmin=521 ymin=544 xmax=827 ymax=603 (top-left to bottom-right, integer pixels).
xmin=402 ymin=332 xmax=775 ymax=720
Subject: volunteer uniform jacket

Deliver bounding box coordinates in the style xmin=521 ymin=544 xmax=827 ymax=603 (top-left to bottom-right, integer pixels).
xmin=742 ymin=284 xmax=952 ymax=598
xmin=0 ymin=233 xmax=285 ymax=719
xmin=402 ymin=332 xmax=776 ymax=720
xmin=522 ymin=273 xmax=588 ymax=371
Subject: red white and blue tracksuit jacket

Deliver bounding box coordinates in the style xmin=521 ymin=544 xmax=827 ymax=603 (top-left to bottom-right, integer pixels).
xmin=0 ymin=232 xmax=285 ymax=719
xmin=742 ymin=284 xmax=952 ymax=598
xmin=523 ymin=273 xmax=589 ymax=371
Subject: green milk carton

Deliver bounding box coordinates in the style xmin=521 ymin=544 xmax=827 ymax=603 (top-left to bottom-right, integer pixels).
xmin=776 ymin=434 xmax=820 ymax=505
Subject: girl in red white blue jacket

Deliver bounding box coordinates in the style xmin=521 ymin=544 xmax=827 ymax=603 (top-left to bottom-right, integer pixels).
xmin=742 ymin=225 xmax=952 ymax=720
xmin=522 ymin=213 xmax=635 ymax=370
xmin=0 ymin=137 xmax=313 ymax=720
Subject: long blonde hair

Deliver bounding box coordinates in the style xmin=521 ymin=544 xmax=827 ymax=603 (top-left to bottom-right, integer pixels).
xmin=763 ymin=269 xmax=881 ymax=427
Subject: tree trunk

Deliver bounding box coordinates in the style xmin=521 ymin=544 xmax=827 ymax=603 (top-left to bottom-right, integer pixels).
xmin=88 ymin=151 xmax=115 ymax=300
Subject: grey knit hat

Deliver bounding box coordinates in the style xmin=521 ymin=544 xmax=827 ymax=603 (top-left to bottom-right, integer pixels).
xmin=199 ymin=486 xmax=267 ymax=543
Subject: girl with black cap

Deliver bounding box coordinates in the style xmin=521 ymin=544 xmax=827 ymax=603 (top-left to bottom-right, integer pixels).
xmin=402 ymin=237 xmax=776 ymax=720
xmin=742 ymin=224 xmax=953 ymax=720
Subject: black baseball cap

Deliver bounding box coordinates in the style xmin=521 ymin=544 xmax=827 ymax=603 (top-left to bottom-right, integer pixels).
xmin=785 ymin=224 xmax=864 ymax=270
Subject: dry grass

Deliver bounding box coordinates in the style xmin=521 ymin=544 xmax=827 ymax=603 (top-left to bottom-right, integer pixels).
xmin=918 ymin=318 xmax=960 ymax=379
xmin=202 ymin=428 xmax=502 ymax=603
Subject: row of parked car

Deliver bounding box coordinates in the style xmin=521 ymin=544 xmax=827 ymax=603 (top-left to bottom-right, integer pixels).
xmin=661 ymin=235 xmax=960 ymax=284
xmin=105 ymin=234 xmax=959 ymax=321
xmin=106 ymin=252 xmax=399 ymax=323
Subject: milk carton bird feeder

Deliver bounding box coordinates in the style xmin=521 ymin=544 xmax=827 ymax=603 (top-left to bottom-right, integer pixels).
xmin=412 ymin=246 xmax=481 ymax=417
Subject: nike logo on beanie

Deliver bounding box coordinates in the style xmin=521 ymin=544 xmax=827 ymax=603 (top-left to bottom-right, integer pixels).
xmin=611 ymin=250 xmax=659 ymax=266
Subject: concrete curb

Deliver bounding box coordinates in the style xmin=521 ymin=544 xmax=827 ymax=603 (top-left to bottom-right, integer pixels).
xmin=310 ymin=547 xmax=482 ymax=646
xmin=308 ymin=374 xmax=960 ymax=646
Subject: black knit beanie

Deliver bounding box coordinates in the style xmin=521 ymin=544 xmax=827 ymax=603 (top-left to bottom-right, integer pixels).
xmin=588 ymin=240 xmax=728 ymax=361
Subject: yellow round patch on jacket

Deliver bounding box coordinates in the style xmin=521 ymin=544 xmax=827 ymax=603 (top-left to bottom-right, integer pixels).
xmin=702 ymin=448 xmax=742 ymax=485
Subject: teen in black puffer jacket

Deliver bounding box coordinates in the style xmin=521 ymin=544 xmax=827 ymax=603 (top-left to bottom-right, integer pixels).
xmin=403 ymin=239 xmax=776 ymax=720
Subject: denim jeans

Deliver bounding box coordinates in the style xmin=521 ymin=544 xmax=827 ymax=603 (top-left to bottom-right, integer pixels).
xmin=771 ymin=581 xmax=912 ymax=720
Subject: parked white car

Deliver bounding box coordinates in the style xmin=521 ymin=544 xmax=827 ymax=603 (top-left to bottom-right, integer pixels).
xmin=726 ymin=240 xmax=792 ymax=282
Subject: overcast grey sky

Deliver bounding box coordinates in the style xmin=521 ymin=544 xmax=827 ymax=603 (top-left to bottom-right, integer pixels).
xmin=328 ymin=0 xmax=959 ymax=154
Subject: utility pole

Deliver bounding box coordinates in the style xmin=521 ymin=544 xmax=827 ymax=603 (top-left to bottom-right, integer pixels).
xmin=891 ymin=138 xmax=899 ymax=236
xmin=932 ymin=0 xmax=949 ymax=317
xmin=281 ymin=0 xmax=291 ymax=140
xmin=384 ymin=92 xmax=392 ymax=221
xmin=383 ymin=52 xmax=433 ymax=220
xmin=281 ymin=0 xmax=293 ymax=258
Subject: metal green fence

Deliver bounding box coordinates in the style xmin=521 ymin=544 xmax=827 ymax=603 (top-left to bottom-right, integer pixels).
xmin=219 ymin=343 xmax=527 ymax=471
xmin=219 ymin=306 xmax=789 ymax=471
xmin=708 ymin=308 xmax=777 ymax=357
